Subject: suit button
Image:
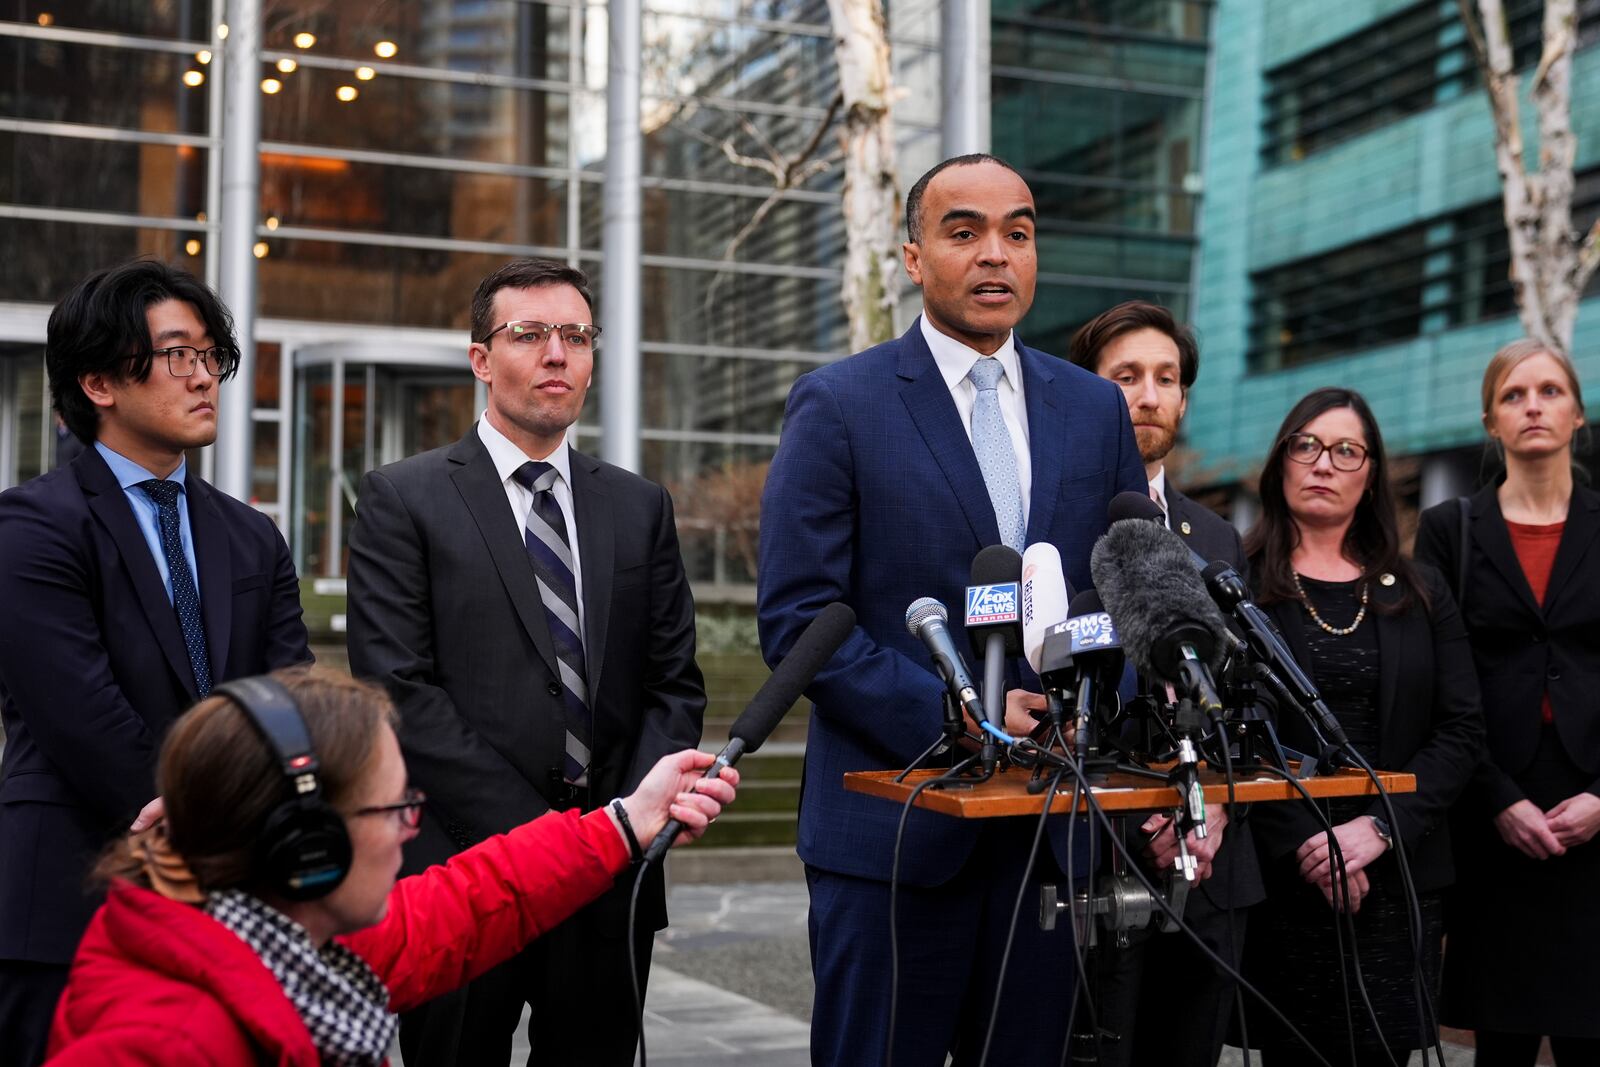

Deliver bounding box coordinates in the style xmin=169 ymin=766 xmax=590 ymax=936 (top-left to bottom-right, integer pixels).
xmin=1548 ymin=666 xmax=1561 ymax=681
xmin=546 ymin=680 xmax=562 ymax=697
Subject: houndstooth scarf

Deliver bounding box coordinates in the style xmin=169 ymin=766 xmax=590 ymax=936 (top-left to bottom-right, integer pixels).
xmin=205 ymin=889 xmax=396 ymax=1066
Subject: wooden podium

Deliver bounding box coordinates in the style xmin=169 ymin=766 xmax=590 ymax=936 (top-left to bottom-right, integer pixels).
xmin=844 ymin=762 xmax=1416 ymax=818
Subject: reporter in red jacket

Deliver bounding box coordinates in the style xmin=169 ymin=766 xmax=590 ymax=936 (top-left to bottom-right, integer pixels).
xmin=44 ymin=667 xmax=734 ymax=1066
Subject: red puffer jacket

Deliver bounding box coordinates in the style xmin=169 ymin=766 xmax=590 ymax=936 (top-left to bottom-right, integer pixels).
xmin=45 ymin=808 xmax=629 ymax=1065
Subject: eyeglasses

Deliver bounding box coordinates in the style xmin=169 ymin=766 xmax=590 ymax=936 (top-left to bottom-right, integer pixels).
xmin=152 ymin=345 xmax=235 ymax=378
xmin=1283 ymin=433 xmax=1369 ymax=472
xmin=479 ymin=321 xmax=602 ymax=349
xmin=353 ymin=788 xmax=427 ymax=829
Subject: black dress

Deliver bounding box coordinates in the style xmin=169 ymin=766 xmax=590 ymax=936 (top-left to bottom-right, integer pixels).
xmin=1243 ymin=576 xmax=1446 ymax=1058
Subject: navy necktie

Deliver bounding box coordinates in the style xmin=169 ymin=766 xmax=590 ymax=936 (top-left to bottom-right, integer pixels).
xmin=513 ymin=461 xmax=591 ymax=786
xmin=137 ymin=479 xmax=212 ymax=696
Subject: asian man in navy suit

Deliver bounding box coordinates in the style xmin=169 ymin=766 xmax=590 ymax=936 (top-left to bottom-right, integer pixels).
xmin=757 ymin=155 xmax=1147 ymax=1065
xmin=0 ymin=261 xmax=310 ymax=1067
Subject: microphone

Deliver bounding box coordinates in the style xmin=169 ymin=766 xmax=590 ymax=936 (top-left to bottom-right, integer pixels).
xmin=965 ymin=546 xmax=1024 ymax=766
xmin=641 ymin=602 xmax=855 ymax=864
xmin=1089 ymin=518 xmax=1228 ymax=690
xmin=1108 ymin=490 xmax=1352 ymax=752
xmin=1040 ymin=590 xmax=1124 ymax=769
xmin=905 ymin=597 xmax=986 ymax=727
xmin=1021 ymin=543 xmax=1071 ymax=676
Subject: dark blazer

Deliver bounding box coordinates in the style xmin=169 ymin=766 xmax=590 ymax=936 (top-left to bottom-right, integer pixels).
xmin=757 ymin=320 xmax=1147 ymax=886
xmin=344 ymin=428 xmax=705 ymax=929
xmin=0 ymin=447 xmax=310 ymax=963
xmin=1163 ymin=484 xmax=1264 ymax=912
xmin=1249 ymin=565 xmax=1484 ymax=894
xmin=1415 ymin=484 xmax=1600 ymax=811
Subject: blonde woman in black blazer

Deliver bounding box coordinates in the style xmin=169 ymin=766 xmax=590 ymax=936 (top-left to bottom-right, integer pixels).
xmin=1416 ymin=340 xmax=1600 ymax=1067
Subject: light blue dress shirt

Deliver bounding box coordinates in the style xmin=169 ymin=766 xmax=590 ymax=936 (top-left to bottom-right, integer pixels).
xmin=94 ymin=442 xmax=201 ymax=603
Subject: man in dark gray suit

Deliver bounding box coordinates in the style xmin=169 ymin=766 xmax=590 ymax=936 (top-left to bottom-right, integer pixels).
xmin=1067 ymin=301 xmax=1263 ymax=1067
xmin=346 ymin=258 xmax=705 ymax=1066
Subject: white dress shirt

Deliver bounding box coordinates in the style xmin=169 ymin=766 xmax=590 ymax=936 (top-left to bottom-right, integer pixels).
xmin=919 ymin=315 xmax=1032 ymax=527
xmin=477 ymin=415 xmax=585 ymax=639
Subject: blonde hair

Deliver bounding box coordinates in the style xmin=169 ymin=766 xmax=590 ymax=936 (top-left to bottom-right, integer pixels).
xmin=1481 ymin=339 xmax=1585 ymax=421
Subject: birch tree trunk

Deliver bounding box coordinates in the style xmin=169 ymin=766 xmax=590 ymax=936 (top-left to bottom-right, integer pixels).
xmin=827 ymin=0 xmax=901 ymax=350
xmin=1462 ymin=0 xmax=1600 ymax=354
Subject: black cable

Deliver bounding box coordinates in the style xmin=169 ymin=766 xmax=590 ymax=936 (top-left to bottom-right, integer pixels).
xmin=885 ymin=756 xmax=986 ymax=1067
xmin=1215 ymin=724 xmax=1251 ymax=1067
xmin=1056 ymin=776 xmax=1098 ymax=1067
xmin=1342 ymin=747 xmax=1448 ymax=1067
xmin=1054 ymin=754 xmax=1337 ymax=1067
xmin=1249 ymin=763 xmax=1396 ymax=1067
xmin=628 ymin=860 xmax=650 ymax=1067
xmin=977 ymin=763 xmax=1066 ymax=1067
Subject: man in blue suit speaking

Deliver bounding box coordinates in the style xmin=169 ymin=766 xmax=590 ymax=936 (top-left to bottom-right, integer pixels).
xmin=758 ymin=155 xmax=1146 ymax=1064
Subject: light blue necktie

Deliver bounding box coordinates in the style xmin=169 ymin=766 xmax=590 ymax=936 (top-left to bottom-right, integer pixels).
xmin=967 ymin=357 xmax=1025 ymax=552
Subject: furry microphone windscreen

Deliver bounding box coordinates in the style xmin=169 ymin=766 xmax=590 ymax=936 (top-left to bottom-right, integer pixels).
xmin=1089 ymin=518 xmax=1229 ymax=681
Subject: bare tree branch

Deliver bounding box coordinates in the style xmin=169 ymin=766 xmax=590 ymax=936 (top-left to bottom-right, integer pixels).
xmin=1456 ymin=0 xmax=1490 ymax=72
xmin=1574 ymin=218 xmax=1600 ymax=293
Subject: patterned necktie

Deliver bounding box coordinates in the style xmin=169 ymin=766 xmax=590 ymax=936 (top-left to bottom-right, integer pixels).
xmin=1151 ymin=484 xmax=1169 ymax=528
xmin=967 ymin=357 xmax=1026 ymax=552
xmin=513 ymin=461 xmax=591 ymax=786
xmin=136 ymin=479 xmax=212 ymax=696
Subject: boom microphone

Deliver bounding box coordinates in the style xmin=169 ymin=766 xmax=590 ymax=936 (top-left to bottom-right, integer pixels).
xmin=1090 ymin=518 xmax=1229 ymax=685
xmin=905 ymin=598 xmax=986 ymax=727
xmin=1021 ymin=543 xmax=1071 ymax=675
xmin=641 ymin=602 xmax=855 ymax=864
xmin=1109 ymin=491 xmax=1352 ymax=752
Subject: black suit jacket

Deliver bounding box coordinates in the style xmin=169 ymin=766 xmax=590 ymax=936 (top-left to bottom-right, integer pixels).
xmin=345 ymin=428 xmax=705 ymax=930
xmin=1249 ymin=565 xmax=1485 ymax=894
xmin=0 ymin=447 xmax=310 ymax=963
xmin=1161 ymin=484 xmax=1265 ymax=911
xmin=1415 ymin=483 xmax=1600 ymax=812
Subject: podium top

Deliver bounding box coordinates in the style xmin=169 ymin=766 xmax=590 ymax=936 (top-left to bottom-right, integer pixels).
xmin=843 ymin=763 xmax=1416 ymax=818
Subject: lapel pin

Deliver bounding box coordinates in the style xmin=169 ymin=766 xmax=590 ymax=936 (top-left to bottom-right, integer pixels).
xmin=1379 ymin=572 xmax=1396 ymax=586
xmin=1180 ymin=521 xmax=1192 ymax=535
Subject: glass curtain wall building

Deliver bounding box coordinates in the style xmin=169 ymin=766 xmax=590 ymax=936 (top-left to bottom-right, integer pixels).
xmin=0 ymin=0 xmax=1210 ymax=596
xmin=1188 ymin=0 xmax=1600 ymax=511
xmin=995 ymin=0 xmax=1213 ymax=353
xmin=0 ymin=0 xmax=942 ymax=597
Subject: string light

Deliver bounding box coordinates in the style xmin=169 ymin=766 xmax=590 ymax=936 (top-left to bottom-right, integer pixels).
xmin=277 ymin=58 xmax=297 ymax=73
xmin=216 ymin=23 xmax=229 ymax=39
xmin=355 ymin=66 xmax=375 ymax=81
xmin=182 ymin=70 xmax=205 ymax=87
xmin=196 ymin=49 xmax=212 ymax=64
xmin=373 ymin=40 xmax=397 ymax=58
xmin=184 ymin=239 xmax=202 ymax=256
xmin=293 ymin=32 xmax=316 ymax=49
xmin=260 ymin=78 xmax=283 ymax=94
xmin=335 ymin=85 xmax=358 ymax=102
xmin=252 ymin=242 xmax=270 ymax=259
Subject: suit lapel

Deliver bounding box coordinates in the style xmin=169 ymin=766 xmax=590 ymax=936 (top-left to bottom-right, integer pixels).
xmin=75 ymin=449 xmax=199 ymax=701
xmin=569 ymin=452 xmax=613 ymax=700
xmin=897 ymin=322 xmax=1000 ymax=548
xmin=446 ymin=431 xmax=560 ymax=678
xmin=1372 ymin=579 xmax=1403 ymax=760
xmin=1471 ymin=489 xmax=1543 ymax=617
xmin=1019 ymin=342 xmax=1064 ymax=544
xmin=1543 ymin=485 xmax=1600 ymax=615
xmin=186 ymin=475 xmax=233 ymax=680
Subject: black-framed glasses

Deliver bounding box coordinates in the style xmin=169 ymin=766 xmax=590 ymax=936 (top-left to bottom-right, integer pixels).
xmin=152 ymin=345 xmax=235 ymax=378
xmin=479 ymin=321 xmax=602 ymax=349
xmin=1283 ymin=433 xmax=1369 ymax=472
xmin=354 ymin=788 xmax=427 ymax=829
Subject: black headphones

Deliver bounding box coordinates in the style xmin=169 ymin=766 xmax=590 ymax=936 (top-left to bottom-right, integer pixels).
xmin=214 ymin=676 xmax=353 ymax=901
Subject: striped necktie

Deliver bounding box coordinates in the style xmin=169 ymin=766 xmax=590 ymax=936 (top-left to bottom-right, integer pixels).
xmin=513 ymin=461 xmax=591 ymax=786
xmin=136 ymin=479 xmax=212 ymax=696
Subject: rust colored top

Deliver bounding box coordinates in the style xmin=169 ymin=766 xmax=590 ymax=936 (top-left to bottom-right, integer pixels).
xmin=1506 ymin=518 xmax=1565 ymax=724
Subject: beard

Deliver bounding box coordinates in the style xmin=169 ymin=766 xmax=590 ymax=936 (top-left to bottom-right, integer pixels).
xmin=1134 ymin=422 xmax=1177 ymax=465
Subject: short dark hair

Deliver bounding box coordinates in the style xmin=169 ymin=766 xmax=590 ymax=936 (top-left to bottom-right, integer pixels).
xmin=1066 ymin=301 xmax=1200 ymax=390
xmin=904 ymin=153 xmax=1025 ymax=245
xmin=46 ymin=259 xmax=240 ymax=444
xmin=471 ymin=258 xmax=595 ymax=343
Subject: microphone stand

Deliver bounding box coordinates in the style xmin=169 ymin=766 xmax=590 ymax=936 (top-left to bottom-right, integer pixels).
xmin=895 ymin=692 xmax=987 ymax=784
